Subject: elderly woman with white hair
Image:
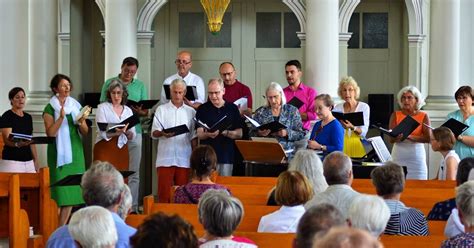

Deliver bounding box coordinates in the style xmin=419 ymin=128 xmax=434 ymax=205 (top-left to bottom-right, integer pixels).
xmin=68 ymin=206 xmax=117 ymax=248
xmin=333 ymin=76 xmax=370 ymax=158
xmin=389 ymin=86 xmax=431 ymax=179
xmin=198 ymin=189 xmax=257 ymax=248
xmin=347 ymin=194 xmax=391 ymax=238
xmin=441 ymin=180 xmax=474 ymax=247
xmin=250 ymin=82 xmax=305 ymax=153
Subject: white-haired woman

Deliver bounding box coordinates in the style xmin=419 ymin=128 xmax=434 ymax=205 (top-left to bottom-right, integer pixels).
xmin=250 ymin=82 xmax=305 ymax=152
xmin=389 ymin=86 xmax=431 ymax=179
xmin=69 ymin=206 xmax=117 ymax=248
xmin=347 ymin=194 xmax=390 ymax=238
xmin=333 ymin=76 xmax=370 ymax=158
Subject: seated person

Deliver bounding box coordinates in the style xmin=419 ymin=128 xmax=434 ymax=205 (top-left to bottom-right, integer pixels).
xmin=313 ymin=227 xmax=383 ymax=248
xmin=307 ymin=94 xmax=344 ymax=156
xmin=130 ymin=212 xmax=198 ymax=248
xmin=441 ymin=181 xmax=474 ymax=248
xmin=258 ymin=171 xmax=313 ymax=233
xmin=370 ymin=162 xmax=429 ymax=236
xmin=198 ymin=189 xmax=257 ymax=248
xmin=294 ymin=203 xmax=347 ymax=248
xmin=250 ymin=82 xmax=305 ymax=154
xmin=68 ymin=206 xmax=117 ymax=248
xmin=347 ymin=194 xmax=390 ymax=237
xmin=428 ymin=157 xmax=474 ymax=221
xmin=174 ymin=145 xmax=230 ymax=204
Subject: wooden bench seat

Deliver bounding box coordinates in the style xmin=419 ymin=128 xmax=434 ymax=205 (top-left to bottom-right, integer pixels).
xmin=380 ymin=235 xmax=445 ymax=248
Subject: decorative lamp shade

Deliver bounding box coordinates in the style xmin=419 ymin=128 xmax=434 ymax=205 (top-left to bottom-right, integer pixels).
xmin=200 ymin=0 xmax=231 ymax=34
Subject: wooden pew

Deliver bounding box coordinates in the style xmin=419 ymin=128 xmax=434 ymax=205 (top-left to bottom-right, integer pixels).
xmin=0 ymin=174 xmax=41 ymax=248
xmin=142 ymin=199 xmax=280 ymax=232
xmin=428 ymin=220 xmax=447 ymax=236
xmin=126 ymin=215 xmax=295 ymax=248
xmin=380 ymin=235 xmax=445 ymax=248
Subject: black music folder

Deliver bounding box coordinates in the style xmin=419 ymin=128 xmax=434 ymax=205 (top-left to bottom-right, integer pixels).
xmin=31 ymin=137 xmax=56 ymax=144
xmin=163 ymin=84 xmax=198 ymax=101
xmin=126 ymin=99 xmax=160 ymax=109
xmin=287 ymin=97 xmax=304 ymax=109
xmin=244 ymin=115 xmax=287 ymax=133
xmin=51 ymin=171 xmax=135 ymax=187
xmin=163 ymin=124 xmax=190 ymax=136
xmin=195 ymin=116 xmax=232 ymax=133
xmin=332 ymin=111 xmax=365 ymax=126
xmin=97 ymin=114 xmax=140 ymax=133
xmin=375 ymin=115 xmax=420 ymax=140
xmin=441 ymin=118 xmax=469 ymax=137
xmin=9 ymin=133 xmax=55 ymax=144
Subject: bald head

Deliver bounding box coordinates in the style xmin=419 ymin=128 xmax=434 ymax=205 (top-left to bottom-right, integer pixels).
xmin=322 ymin=152 xmax=353 ymax=185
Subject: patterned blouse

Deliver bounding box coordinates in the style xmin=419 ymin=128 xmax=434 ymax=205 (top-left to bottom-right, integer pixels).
xmin=383 ymin=199 xmax=429 ymax=236
xmin=174 ymin=183 xmax=231 ymax=204
xmin=441 ymin=232 xmax=474 ymax=248
xmin=250 ymin=104 xmax=305 ymax=151
xmin=427 ymin=198 xmax=456 ymax=220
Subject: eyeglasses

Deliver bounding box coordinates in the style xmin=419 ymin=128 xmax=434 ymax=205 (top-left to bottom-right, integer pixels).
xmin=175 ymin=59 xmax=192 ymax=65
xmin=122 ymin=68 xmax=137 ymax=75
xmin=220 ymin=71 xmax=234 ymax=77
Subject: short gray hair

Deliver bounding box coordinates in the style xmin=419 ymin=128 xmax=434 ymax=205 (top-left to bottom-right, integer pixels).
xmin=69 ymin=206 xmax=117 ymax=248
xmin=106 ymin=79 xmax=129 ymax=105
xmin=348 ymin=194 xmax=390 ymax=237
xmin=208 ymin=78 xmax=224 ymax=89
xmin=265 ymin=82 xmax=287 ymax=106
xmin=456 ymin=180 xmax=474 ymax=227
xmin=289 ymin=149 xmax=328 ymax=194
xmin=198 ymin=189 xmax=243 ymax=237
xmin=81 ymin=161 xmax=125 ymax=209
xmin=397 ymin=85 xmax=425 ymax=110
xmin=118 ymin=184 xmax=132 ymax=220
xmin=322 ymin=151 xmax=352 ymax=185
xmin=170 ymin=78 xmax=187 ymax=90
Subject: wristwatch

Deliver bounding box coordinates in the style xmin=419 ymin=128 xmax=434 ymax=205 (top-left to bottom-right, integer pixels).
xmin=320 ymin=145 xmax=326 ymax=151
xmin=14 ymin=142 xmax=19 ymax=148
xmin=458 ymin=134 xmax=464 ymax=142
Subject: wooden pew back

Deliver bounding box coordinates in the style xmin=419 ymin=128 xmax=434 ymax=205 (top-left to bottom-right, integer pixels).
xmin=380 ymin=235 xmax=445 ymax=248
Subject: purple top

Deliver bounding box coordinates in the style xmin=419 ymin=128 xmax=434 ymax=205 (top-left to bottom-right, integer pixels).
xmin=441 ymin=232 xmax=474 ymax=248
xmin=283 ymin=83 xmax=317 ymax=130
xmin=174 ymin=183 xmax=231 ymax=204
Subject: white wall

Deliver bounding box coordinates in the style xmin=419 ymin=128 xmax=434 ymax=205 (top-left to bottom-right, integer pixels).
xmin=460 ymin=0 xmax=474 ymax=86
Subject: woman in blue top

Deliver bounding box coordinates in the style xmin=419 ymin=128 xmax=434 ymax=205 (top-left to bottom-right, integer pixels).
xmin=447 ymin=86 xmax=474 ymax=159
xmin=308 ymin=94 xmax=344 ymax=155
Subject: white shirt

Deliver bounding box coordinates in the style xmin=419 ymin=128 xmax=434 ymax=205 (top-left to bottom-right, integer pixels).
xmin=438 ymin=150 xmax=460 ymax=180
xmin=95 ymin=102 xmax=136 ymax=148
xmin=161 ymin=71 xmax=206 ymax=104
xmin=257 ymin=205 xmax=305 ymax=233
xmin=152 ymin=101 xmax=196 ymax=168
xmin=445 ymin=208 xmax=465 ymax=238
xmin=305 ymin=184 xmax=360 ymax=218
xmin=333 ymin=101 xmax=370 ymax=137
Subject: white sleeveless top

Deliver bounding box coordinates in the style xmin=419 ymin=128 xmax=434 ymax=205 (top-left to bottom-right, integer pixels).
xmin=437 ymin=150 xmax=460 ymax=180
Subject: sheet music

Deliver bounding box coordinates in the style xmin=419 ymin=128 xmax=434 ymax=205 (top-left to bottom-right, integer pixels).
xmin=244 ymin=115 xmax=261 ymax=127
xmin=234 ymin=97 xmax=248 ymax=110
xmin=367 ymin=136 xmax=392 ymax=162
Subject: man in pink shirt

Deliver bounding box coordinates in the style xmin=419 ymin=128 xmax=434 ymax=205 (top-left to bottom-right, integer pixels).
xmin=219 ymin=62 xmax=253 ymax=117
xmin=283 ymin=60 xmax=317 ymax=130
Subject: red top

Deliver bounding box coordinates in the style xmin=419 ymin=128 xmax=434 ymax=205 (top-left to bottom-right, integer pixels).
xmin=223 ymin=80 xmax=253 ymax=109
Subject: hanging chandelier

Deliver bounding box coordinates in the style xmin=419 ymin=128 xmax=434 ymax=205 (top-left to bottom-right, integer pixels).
xmin=200 ymin=0 xmax=231 ymax=34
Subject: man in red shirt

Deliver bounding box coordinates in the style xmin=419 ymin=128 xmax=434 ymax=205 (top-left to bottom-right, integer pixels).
xmin=219 ymin=62 xmax=253 ymax=116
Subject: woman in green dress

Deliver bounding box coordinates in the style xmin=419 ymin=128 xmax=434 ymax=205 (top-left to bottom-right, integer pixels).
xmin=43 ymin=74 xmax=89 ymax=225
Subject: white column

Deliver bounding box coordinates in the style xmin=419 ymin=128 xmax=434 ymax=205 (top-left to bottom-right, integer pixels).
xmin=104 ymin=0 xmax=137 ymax=79
xmin=137 ymin=31 xmax=154 ymax=98
xmin=305 ymin=0 xmax=339 ymax=97
xmin=339 ymin=33 xmax=352 ymax=79
xmin=28 ymin=0 xmax=58 ymax=110
xmin=426 ymin=0 xmax=460 ymax=110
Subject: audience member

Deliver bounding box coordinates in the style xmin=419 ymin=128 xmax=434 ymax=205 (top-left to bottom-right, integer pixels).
xmin=100 ymin=57 xmax=148 ymax=213
xmin=429 ymin=157 xmax=474 ymax=220
xmin=198 ymin=189 xmax=256 ymax=248
xmin=389 ymin=86 xmax=431 ymax=179
xmin=371 ymin=162 xmax=429 ymax=236
xmin=447 ymin=86 xmax=474 ymax=159
xmin=430 ymin=127 xmax=460 ymax=180
xmin=117 ymin=185 xmax=132 ymax=220
xmin=130 ymin=212 xmax=199 ymax=248
xmin=441 ymin=180 xmax=474 ymax=248
xmin=294 ymin=204 xmax=346 ymax=248
xmin=196 ymin=78 xmax=242 ymax=176
xmin=333 ymin=76 xmax=370 ymax=158
xmin=283 ymin=60 xmax=317 ymax=130
xmin=267 ymin=149 xmax=328 ymax=205
xmin=43 ymin=73 xmax=89 ymax=225
xmin=68 ymin=206 xmax=117 ymax=248
xmin=313 ymin=227 xmax=383 ymax=248
xmin=94 ymin=80 xmax=135 ymax=171
xmin=174 ymin=145 xmax=230 ymax=204
xmin=258 ymin=171 xmax=313 ymax=233
xmin=307 ymin=94 xmax=344 ymax=156
xmin=0 ymin=87 xmax=39 ymax=172
xmin=152 ymin=78 xmax=197 ymax=202
xmin=250 ymin=82 xmax=305 ymax=153
xmin=305 ymin=151 xmax=360 ymax=218
xmin=161 ymin=50 xmax=205 ymax=109
xmin=347 ymin=194 xmax=390 ymax=237
xmin=47 ymin=161 xmax=136 ymax=248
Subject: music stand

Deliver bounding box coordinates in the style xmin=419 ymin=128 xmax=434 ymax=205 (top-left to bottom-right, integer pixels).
xmin=235 ymin=140 xmax=288 ymax=176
